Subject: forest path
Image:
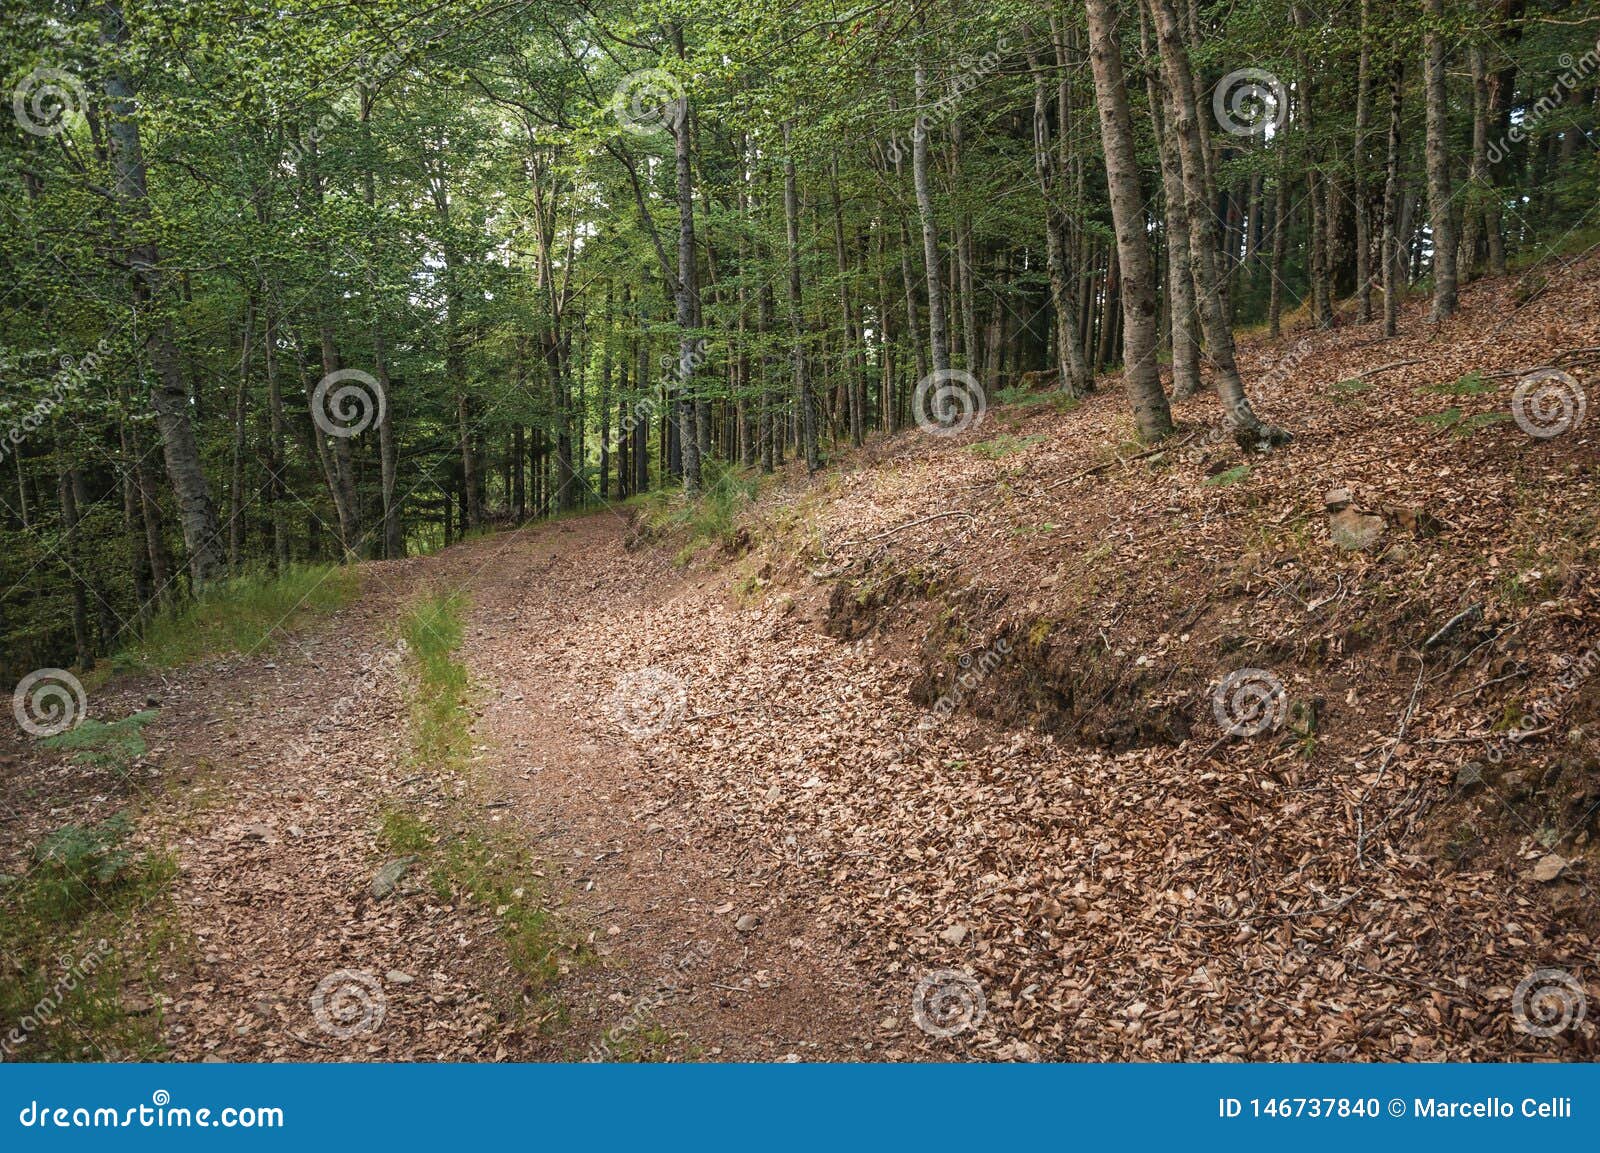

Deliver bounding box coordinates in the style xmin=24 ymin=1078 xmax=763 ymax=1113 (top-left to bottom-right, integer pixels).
xmin=444 ymin=515 xmax=883 ymax=1059
xmin=107 ymin=511 xmax=883 ymax=1061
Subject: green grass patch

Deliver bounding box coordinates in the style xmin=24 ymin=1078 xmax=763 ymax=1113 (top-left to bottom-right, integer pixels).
xmin=636 ymin=460 xmax=761 ymax=563
xmin=1330 ymin=378 xmax=1372 ymax=401
xmin=401 ymin=589 xmax=471 ymax=770
xmin=993 ymin=385 xmax=1079 ymax=413
xmin=1423 ymin=370 xmax=1494 ymax=396
xmin=1415 ymin=407 xmax=1512 ymax=437
xmin=114 ymin=564 xmax=359 ymax=670
xmin=40 ymin=710 xmax=158 ymax=771
xmin=1205 ymin=464 xmax=1252 ymax=487
xmin=970 ymin=433 xmax=1047 ymax=459
xmin=0 ymin=812 xmax=179 ymax=1060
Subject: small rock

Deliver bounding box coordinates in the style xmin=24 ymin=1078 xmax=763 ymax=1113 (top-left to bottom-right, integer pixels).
xmin=1532 ymin=854 xmax=1568 ymax=883
xmin=764 ymin=784 xmax=783 ymax=803
xmin=1455 ymin=762 xmax=1486 ymax=791
xmin=1323 ymin=486 xmax=1354 ymax=512
xmin=385 ymin=970 xmax=415 ymax=985
xmin=1328 ymin=507 xmax=1386 ymax=551
xmin=735 ymin=913 xmax=762 ymax=933
xmin=371 ymin=856 xmax=415 ymax=899
xmin=241 ymin=823 xmax=271 ymax=841
xmin=939 ymin=923 xmax=969 ymax=946
xmin=879 ymin=1017 xmax=900 ymax=1032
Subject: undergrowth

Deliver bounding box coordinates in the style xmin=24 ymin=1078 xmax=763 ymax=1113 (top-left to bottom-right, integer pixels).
xmin=0 ymin=809 xmax=178 ymax=1060
xmin=114 ymin=564 xmax=359 ymax=670
xmin=40 ymin=710 xmax=159 ymax=772
xmin=635 ymin=460 xmax=761 ymax=562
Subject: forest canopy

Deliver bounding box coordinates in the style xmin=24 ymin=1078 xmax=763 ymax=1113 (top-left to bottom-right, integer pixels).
xmin=2 ymin=0 xmax=1596 ymax=678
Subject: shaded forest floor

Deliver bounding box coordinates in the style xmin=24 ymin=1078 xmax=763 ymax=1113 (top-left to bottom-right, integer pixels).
xmin=4 ymin=253 xmax=1599 ymax=1061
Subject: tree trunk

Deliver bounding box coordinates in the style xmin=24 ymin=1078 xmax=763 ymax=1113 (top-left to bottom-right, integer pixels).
xmin=1136 ymin=15 xmax=1200 ymax=397
xmin=912 ymin=61 xmax=951 ymax=379
xmin=1423 ymin=0 xmax=1458 ymax=320
xmin=1458 ymin=44 xmax=1489 ymax=284
xmin=1027 ymin=45 xmax=1094 ymax=396
xmin=1268 ymin=177 xmax=1289 ymax=339
xmin=1381 ymin=59 xmax=1405 ymax=337
xmin=783 ymin=121 xmax=821 ymax=470
xmin=1085 ymin=0 xmax=1175 ymax=441
xmin=672 ymin=29 xmax=703 ymax=494
xmin=1354 ymin=0 xmax=1375 ymax=323
xmin=229 ymin=296 xmax=254 ymax=571
xmin=100 ymin=0 xmax=224 ymax=592
xmin=1148 ymin=0 xmax=1285 ymax=446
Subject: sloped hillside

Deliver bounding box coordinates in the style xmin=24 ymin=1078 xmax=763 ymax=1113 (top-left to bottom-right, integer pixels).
xmin=607 ymin=252 xmax=1599 ymax=1060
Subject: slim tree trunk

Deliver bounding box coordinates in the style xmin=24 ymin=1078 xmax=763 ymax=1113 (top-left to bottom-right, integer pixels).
xmin=1085 ymin=0 xmax=1175 ymax=441
xmin=1027 ymin=45 xmax=1094 ymax=397
xmin=1136 ymin=15 xmax=1201 ymax=396
xmin=783 ymin=122 xmax=821 ymax=470
xmin=1354 ymin=0 xmax=1375 ymax=323
xmin=58 ymin=467 xmax=93 ymax=668
xmin=1268 ymin=177 xmax=1289 ymax=339
xmin=671 ymin=28 xmax=703 ymax=494
xmin=360 ymin=95 xmax=403 ymax=559
xmin=1149 ymin=0 xmax=1286 ymax=446
xmin=1381 ymin=60 xmax=1405 ymax=337
xmin=912 ymin=61 xmax=950 ymax=379
xmin=100 ymin=0 xmax=225 ymax=592
xmin=229 ymin=296 xmax=254 ymax=571
xmin=1458 ymin=44 xmax=1489 ymax=284
xmin=1423 ymin=0 xmax=1458 ymax=320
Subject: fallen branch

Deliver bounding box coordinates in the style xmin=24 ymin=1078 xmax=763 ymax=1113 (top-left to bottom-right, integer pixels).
xmin=838 ymin=510 xmax=976 ymax=549
xmin=1038 ymin=434 xmax=1197 ymax=495
xmin=1354 ymin=358 xmax=1424 ymax=380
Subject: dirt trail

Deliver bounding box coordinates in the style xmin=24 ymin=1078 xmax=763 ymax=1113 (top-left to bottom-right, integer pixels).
xmin=1 ymin=514 xmax=887 ymax=1061
xmin=448 ymin=518 xmax=882 ymax=1059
